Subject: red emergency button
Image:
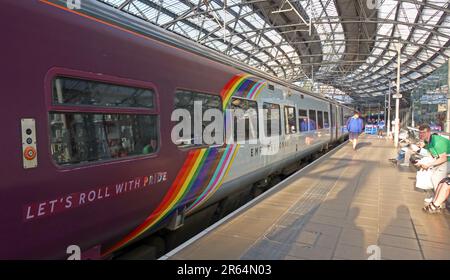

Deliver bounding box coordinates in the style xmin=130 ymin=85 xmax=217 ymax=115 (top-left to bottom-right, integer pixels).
xmin=24 ymin=146 xmax=37 ymax=160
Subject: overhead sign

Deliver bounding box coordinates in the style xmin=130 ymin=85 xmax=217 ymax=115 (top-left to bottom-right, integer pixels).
xmin=419 ymin=94 xmax=446 ymax=104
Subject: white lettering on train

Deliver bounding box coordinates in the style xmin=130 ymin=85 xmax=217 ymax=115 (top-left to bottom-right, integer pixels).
xmin=24 ymin=173 xmax=168 ymax=221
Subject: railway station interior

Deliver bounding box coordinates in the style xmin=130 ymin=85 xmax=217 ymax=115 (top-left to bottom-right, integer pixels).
xmin=3 ymin=0 xmax=450 ymax=261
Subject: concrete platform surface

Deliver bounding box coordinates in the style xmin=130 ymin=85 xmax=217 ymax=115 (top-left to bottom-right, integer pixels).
xmin=162 ymin=136 xmax=450 ymax=260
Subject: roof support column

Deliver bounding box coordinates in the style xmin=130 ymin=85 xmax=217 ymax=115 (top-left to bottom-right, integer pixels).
xmin=387 ymin=83 xmax=392 ymax=138
xmin=394 ymin=43 xmax=401 ymax=148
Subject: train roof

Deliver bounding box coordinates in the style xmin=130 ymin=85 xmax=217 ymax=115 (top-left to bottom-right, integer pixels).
xmin=46 ymin=0 xmax=353 ymax=111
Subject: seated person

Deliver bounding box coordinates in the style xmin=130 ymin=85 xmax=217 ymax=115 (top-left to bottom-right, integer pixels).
xmin=143 ymin=139 xmax=157 ymax=154
xmin=414 ymin=124 xmax=450 ymax=203
xmin=423 ymin=176 xmax=450 ymax=213
xmin=300 ymin=117 xmax=308 ymax=132
xmin=389 ymin=140 xmax=428 ymax=167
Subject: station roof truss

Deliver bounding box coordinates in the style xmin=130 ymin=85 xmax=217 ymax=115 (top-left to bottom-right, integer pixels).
xmin=98 ymin=0 xmax=450 ymax=105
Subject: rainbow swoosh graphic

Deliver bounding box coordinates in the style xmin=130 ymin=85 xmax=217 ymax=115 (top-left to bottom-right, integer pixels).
xmin=103 ymin=75 xmax=266 ymax=256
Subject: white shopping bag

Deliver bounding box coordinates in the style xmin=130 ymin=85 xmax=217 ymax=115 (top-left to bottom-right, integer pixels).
xmin=415 ymin=156 xmax=435 ymax=190
xmin=416 ymin=169 xmax=434 ymax=190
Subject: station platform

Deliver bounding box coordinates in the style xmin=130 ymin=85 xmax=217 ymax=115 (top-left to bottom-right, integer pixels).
xmin=161 ymin=136 xmax=450 ymax=260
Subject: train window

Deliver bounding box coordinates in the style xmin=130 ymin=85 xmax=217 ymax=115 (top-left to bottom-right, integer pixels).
xmin=49 ymin=113 xmax=158 ymax=165
xmin=284 ymin=106 xmax=297 ymax=134
xmin=174 ymin=90 xmax=222 ymax=147
xmin=263 ymin=102 xmax=281 ymax=137
xmin=317 ymin=111 xmax=324 ymax=129
xmin=324 ymin=111 xmax=330 ymax=128
xmin=231 ymin=97 xmax=258 ymax=142
xmin=53 ymin=77 xmax=155 ymax=109
xmin=308 ymin=110 xmax=317 ymax=131
xmin=50 ymin=77 xmax=158 ymax=166
xmin=298 ymin=109 xmax=308 ymax=132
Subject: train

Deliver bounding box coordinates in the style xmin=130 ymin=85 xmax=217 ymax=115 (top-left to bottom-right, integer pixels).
xmin=0 ymin=0 xmax=353 ymax=259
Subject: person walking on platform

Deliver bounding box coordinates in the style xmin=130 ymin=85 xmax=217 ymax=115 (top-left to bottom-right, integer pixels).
xmin=377 ymin=119 xmax=385 ymax=138
xmin=347 ymin=111 xmax=364 ymax=150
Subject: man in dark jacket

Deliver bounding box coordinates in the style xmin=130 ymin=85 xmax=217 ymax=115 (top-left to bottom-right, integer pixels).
xmin=347 ymin=111 xmax=364 ymax=150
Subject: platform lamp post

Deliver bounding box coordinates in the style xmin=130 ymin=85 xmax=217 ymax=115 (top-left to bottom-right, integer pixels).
xmin=387 ymin=82 xmax=392 ymax=138
xmin=384 ymin=88 xmax=387 ymax=123
xmin=378 ymin=103 xmax=381 ymax=122
xmin=393 ymin=42 xmax=402 ymax=148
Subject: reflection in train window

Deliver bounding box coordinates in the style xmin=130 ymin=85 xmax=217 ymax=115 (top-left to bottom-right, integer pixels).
xmin=308 ymin=110 xmax=317 ymax=131
xmin=231 ymin=98 xmax=258 ymax=142
xmin=324 ymin=112 xmax=330 ymax=128
xmin=298 ymin=109 xmax=308 ymax=132
xmin=50 ymin=113 xmax=158 ymax=165
xmin=174 ymin=90 xmax=222 ymax=147
xmin=263 ymin=102 xmax=281 ymax=137
xmin=53 ymin=77 xmax=155 ymax=109
xmin=50 ymin=77 xmax=158 ymax=166
xmin=284 ymin=106 xmax=297 ymax=134
xmin=317 ymin=111 xmax=324 ymax=129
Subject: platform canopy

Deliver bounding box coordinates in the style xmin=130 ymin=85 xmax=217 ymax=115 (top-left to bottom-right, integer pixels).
xmin=98 ymin=0 xmax=450 ymax=105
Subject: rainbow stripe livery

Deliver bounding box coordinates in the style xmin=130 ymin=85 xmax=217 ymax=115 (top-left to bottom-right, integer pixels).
xmin=104 ymin=75 xmax=266 ymax=255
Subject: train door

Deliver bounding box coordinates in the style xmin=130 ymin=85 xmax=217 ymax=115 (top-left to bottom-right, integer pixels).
xmin=261 ymin=101 xmax=282 ymax=164
xmin=336 ymin=106 xmax=343 ymax=138
xmin=330 ymin=104 xmax=336 ymax=141
xmin=283 ymin=103 xmax=299 ymax=155
xmin=227 ymin=97 xmax=261 ymax=181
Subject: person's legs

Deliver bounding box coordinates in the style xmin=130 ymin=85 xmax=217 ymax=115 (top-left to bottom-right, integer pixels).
xmin=430 ymin=162 xmax=448 ymax=191
xmin=400 ymin=148 xmax=413 ymax=166
xmin=395 ymin=148 xmax=405 ymax=160
xmin=390 ymin=148 xmax=405 ymax=164
xmin=404 ymin=148 xmax=413 ymax=163
xmin=353 ymin=135 xmax=358 ymax=150
xmin=434 ymin=184 xmax=450 ymax=206
xmin=426 ymin=164 xmax=448 ymax=203
xmin=349 ymin=133 xmax=356 ymax=149
xmin=434 ymin=181 xmax=445 ymax=194
xmin=425 ymin=182 xmax=450 ymax=213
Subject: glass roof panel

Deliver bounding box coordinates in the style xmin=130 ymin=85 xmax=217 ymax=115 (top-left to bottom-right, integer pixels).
xmin=97 ymin=0 xmax=450 ymax=105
